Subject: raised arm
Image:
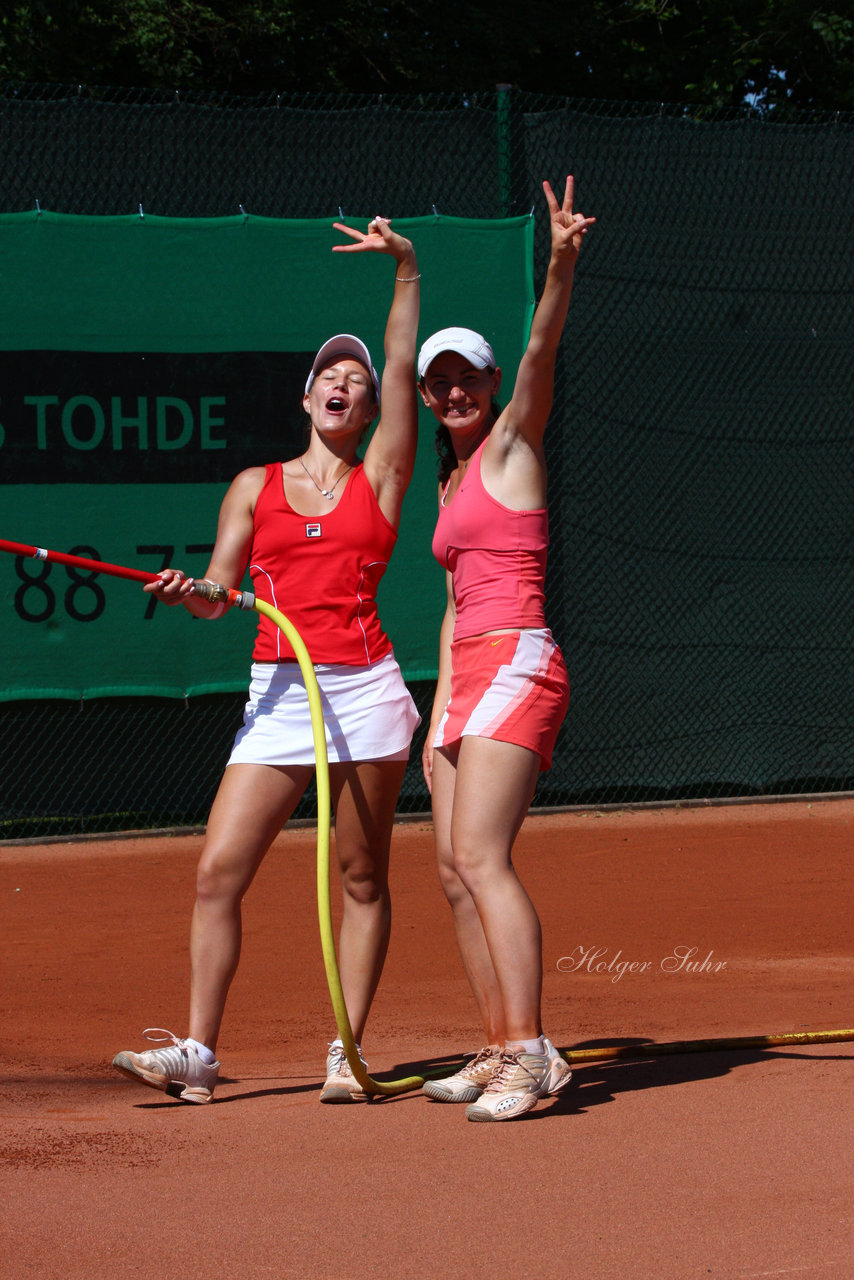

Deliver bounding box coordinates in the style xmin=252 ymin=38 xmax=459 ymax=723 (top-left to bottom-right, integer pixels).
xmin=500 ymin=176 xmax=594 ymax=451
xmin=332 ymin=217 xmax=420 ymax=527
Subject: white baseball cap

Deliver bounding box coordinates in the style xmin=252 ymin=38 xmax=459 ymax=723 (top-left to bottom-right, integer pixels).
xmin=305 ymin=334 xmax=380 ymax=403
xmin=417 ymin=326 xmax=496 ymax=380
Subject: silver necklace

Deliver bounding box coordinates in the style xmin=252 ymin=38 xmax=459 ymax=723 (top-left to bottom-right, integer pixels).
xmin=298 ymin=455 xmax=352 ymax=500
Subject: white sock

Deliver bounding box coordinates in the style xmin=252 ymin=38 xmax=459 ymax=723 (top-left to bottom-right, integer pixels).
xmin=185 ymin=1037 xmax=217 ymax=1065
xmin=507 ymin=1037 xmax=546 ymax=1056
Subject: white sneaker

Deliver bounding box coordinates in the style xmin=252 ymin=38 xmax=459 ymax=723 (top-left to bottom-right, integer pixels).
xmin=543 ymin=1037 xmax=573 ymax=1088
xmin=112 ymin=1028 xmax=220 ymax=1104
xmin=422 ymin=1046 xmax=502 ymax=1103
xmin=320 ymin=1041 xmax=368 ymax=1103
xmin=464 ymin=1040 xmax=572 ymax=1123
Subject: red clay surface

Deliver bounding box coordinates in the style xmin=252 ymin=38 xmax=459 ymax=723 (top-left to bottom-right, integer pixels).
xmin=2 ymin=798 xmax=853 ymax=1279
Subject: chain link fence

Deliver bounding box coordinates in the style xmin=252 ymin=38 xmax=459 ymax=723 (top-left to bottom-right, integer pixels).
xmin=2 ymin=84 xmax=853 ymax=838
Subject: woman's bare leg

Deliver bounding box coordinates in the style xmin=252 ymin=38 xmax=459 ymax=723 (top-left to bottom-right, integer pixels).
xmin=329 ymin=758 xmax=407 ymax=1043
xmin=444 ymin=737 xmax=542 ymax=1043
xmin=431 ymin=745 xmax=507 ymax=1045
xmin=188 ymin=762 xmax=313 ymax=1052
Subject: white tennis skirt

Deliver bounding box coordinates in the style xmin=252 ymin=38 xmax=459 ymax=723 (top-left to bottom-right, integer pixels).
xmin=227 ymin=651 xmax=421 ymax=767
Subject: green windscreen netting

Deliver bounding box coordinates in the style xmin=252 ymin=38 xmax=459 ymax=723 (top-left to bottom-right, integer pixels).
xmin=1 ymin=86 xmax=852 ymax=837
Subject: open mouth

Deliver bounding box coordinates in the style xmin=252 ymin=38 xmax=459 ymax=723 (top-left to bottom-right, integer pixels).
xmin=326 ymin=396 xmax=348 ymax=412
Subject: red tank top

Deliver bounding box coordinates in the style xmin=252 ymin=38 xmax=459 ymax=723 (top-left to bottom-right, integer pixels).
xmin=249 ymin=462 xmax=396 ymax=665
xmin=432 ymin=438 xmax=549 ymax=641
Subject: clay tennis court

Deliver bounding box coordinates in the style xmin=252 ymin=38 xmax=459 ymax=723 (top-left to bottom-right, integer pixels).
xmin=2 ymin=798 xmax=852 ymax=1278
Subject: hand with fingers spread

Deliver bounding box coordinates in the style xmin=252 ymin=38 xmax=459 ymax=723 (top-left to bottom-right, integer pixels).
xmin=543 ymin=175 xmax=596 ymax=260
xmin=332 ymin=216 xmax=417 ymax=275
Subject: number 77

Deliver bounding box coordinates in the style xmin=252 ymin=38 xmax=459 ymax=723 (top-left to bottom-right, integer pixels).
xmin=136 ymin=544 xmax=213 ymax=619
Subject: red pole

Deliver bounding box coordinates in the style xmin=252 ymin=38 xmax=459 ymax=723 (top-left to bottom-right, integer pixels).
xmin=0 ymin=538 xmax=160 ymax=585
xmin=0 ymin=538 xmax=256 ymax=610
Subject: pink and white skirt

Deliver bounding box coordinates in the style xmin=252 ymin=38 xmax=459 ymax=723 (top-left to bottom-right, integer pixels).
xmin=433 ymin=628 xmax=569 ymax=771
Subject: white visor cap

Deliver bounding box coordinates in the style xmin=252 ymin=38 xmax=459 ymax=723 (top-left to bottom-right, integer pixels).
xmin=417 ymin=326 xmax=496 ymax=380
xmin=305 ymin=334 xmax=380 ymax=404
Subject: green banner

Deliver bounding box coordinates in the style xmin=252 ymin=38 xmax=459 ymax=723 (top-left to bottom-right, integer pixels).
xmin=0 ymin=212 xmax=533 ymax=699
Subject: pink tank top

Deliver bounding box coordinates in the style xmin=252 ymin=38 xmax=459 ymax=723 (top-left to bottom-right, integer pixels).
xmin=431 ymin=438 xmax=549 ymax=641
xmin=249 ymin=462 xmax=396 ymax=664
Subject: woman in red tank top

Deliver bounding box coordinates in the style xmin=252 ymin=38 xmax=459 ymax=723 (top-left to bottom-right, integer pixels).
xmin=416 ymin=177 xmax=595 ymax=1122
xmin=112 ymin=217 xmax=421 ymax=1105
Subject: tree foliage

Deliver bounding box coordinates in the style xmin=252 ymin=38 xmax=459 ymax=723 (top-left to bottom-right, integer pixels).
xmin=1 ymin=0 xmax=853 ymax=109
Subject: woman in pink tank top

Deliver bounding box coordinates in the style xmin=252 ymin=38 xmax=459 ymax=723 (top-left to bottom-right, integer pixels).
xmin=112 ymin=217 xmax=421 ymax=1106
xmin=416 ymin=177 xmax=595 ymax=1122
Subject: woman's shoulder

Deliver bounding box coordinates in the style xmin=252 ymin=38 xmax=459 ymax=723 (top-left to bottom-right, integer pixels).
xmin=223 ymin=465 xmax=270 ymax=503
xmin=235 ymin=463 xmax=272 ymax=485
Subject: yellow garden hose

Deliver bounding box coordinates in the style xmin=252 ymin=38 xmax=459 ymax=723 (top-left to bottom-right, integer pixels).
xmin=255 ymin=598 xmax=854 ymax=1086
xmin=254 ymin=597 xmax=854 ymax=1087
xmin=4 ymin=549 xmax=848 ymax=1094
xmin=252 ymin=598 xmax=425 ymax=1097
xmin=562 ymin=1027 xmax=854 ymax=1065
